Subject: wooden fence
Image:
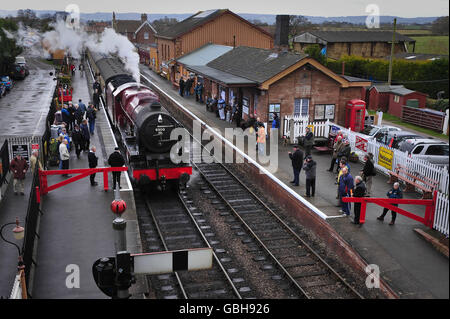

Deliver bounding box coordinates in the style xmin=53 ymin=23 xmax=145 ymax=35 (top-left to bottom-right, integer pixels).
xmin=282 ymin=115 xmax=331 ymax=143
xmin=401 ymin=106 xmax=446 ymax=132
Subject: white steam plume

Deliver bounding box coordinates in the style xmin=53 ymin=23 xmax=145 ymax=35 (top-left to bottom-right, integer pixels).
xmin=7 ymin=19 xmax=141 ymax=83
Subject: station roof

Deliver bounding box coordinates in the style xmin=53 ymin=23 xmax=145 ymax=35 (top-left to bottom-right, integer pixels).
xmin=186 ymin=65 xmax=257 ymax=86
xmin=176 ymin=43 xmax=233 ymax=67
xmin=207 ymin=46 xmax=308 ymax=84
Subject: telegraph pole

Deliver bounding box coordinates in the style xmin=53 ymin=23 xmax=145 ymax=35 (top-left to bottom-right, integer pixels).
xmin=387 ymin=18 xmax=397 ymax=86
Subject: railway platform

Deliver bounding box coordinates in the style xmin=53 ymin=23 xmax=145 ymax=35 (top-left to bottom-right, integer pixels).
xmin=140 ymin=66 xmax=449 ymax=299
xmin=1 ymin=63 xmax=145 ymax=298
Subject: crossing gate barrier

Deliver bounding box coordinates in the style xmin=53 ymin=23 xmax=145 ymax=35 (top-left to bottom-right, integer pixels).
xmin=38 ymin=167 xmax=128 ymax=197
xmin=342 ymin=191 xmax=437 ymax=227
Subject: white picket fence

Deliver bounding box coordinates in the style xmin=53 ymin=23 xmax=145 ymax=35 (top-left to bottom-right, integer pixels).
xmin=283 ymin=116 xmax=449 ymax=236
xmin=434 ymin=192 xmax=449 ymax=237
xmin=283 ymin=115 xmax=331 ymax=143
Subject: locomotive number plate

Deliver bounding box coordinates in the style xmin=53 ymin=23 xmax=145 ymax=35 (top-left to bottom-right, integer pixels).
xmin=155 ymin=127 xmax=166 ymax=132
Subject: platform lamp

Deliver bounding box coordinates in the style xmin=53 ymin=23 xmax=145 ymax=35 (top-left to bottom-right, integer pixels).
xmin=0 ymin=217 xmax=27 ymax=299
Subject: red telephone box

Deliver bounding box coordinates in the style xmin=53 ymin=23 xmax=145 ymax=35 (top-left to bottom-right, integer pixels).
xmin=345 ymin=99 xmax=366 ymax=132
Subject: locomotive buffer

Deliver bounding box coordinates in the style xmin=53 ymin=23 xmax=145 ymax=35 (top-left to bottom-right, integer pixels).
xmin=93 ymin=189 xmax=212 ymax=299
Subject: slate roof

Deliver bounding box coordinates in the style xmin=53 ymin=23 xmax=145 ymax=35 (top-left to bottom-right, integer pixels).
xmin=186 ymin=65 xmax=257 ymax=86
xmin=176 ymin=43 xmax=233 ymax=66
xmin=295 ymin=30 xmax=415 ymax=43
xmin=114 ymin=20 xmax=141 ymax=33
xmin=370 ymin=84 xmax=421 ymax=96
xmin=156 ymin=9 xmax=227 ymax=39
xmin=207 ymin=46 xmax=308 ymax=84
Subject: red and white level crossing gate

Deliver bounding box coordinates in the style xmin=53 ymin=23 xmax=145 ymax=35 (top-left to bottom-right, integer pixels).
xmin=355 ymin=135 xmax=368 ymax=152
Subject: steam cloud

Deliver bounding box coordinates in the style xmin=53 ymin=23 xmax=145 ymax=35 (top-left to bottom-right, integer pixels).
xmin=7 ymin=19 xmax=141 ymax=83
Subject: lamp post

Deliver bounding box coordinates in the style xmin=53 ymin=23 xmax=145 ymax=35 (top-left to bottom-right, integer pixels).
xmin=0 ymin=217 xmax=27 ymax=299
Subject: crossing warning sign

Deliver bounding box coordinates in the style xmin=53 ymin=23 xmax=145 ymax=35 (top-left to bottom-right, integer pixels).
xmin=355 ymin=136 xmax=368 ymax=152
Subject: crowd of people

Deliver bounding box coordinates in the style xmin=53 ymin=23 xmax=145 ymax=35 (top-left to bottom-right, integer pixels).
xmin=287 ymin=129 xmax=400 ymax=226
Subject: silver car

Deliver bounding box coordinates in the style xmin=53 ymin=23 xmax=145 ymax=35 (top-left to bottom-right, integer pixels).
xmin=362 ymin=124 xmax=401 ymax=140
xmin=399 ymin=138 xmax=449 ymax=167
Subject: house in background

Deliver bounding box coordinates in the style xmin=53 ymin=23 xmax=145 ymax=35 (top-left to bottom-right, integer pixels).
xmin=367 ymin=84 xmax=428 ymax=117
xmin=292 ymin=31 xmax=416 ymax=60
xmin=112 ymin=12 xmax=157 ymax=46
xmin=154 ymin=9 xmax=274 ymax=84
xmin=186 ymin=46 xmax=370 ymax=129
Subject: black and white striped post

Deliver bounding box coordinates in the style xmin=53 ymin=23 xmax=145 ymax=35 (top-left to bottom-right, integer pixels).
xmin=93 ymin=248 xmax=213 ymax=298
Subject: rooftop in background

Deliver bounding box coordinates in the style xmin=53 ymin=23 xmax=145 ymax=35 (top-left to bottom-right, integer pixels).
xmin=155 ymin=9 xmax=226 ymax=39
xmin=176 ymin=43 xmax=233 ymax=66
xmin=294 ymin=30 xmax=416 ymax=43
xmin=370 ymin=83 xmax=425 ymax=96
xmin=388 ymin=52 xmax=449 ymax=61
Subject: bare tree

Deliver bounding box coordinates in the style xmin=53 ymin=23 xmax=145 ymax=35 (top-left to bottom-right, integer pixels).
xmin=289 ymin=15 xmax=311 ymax=38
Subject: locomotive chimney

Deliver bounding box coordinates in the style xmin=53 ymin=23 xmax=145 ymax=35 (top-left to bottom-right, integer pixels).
xmin=274 ymin=15 xmax=290 ymax=52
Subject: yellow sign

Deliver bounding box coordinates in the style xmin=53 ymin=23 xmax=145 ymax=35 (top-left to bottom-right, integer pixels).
xmin=378 ymin=146 xmax=393 ymax=170
xmin=307 ymin=125 xmax=314 ymax=132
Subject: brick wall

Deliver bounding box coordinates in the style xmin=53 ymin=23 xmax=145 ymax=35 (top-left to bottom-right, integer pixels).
xmin=135 ymin=24 xmax=156 ymax=45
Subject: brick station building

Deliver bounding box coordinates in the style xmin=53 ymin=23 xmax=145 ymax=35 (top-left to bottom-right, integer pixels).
xmin=186 ymin=46 xmax=371 ymax=129
xmin=112 ymin=13 xmax=157 ymax=46
xmin=154 ymin=9 xmax=273 ymax=84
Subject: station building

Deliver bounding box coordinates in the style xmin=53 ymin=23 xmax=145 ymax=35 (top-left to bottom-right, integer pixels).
xmin=182 ymin=45 xmax=371 ymax=128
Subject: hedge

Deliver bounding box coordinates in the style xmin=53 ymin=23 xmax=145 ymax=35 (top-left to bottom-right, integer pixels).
xmin=326 ymin=56 xmax=449 ymax=99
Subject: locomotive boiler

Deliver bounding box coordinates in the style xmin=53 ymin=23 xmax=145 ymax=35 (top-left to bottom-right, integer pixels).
xmin=88 ymin=51 xmax=191 ymax=190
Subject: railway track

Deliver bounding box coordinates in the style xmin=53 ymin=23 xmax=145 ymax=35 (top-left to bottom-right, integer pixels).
xmin=190 ymin=139 xmax=364 ymax=299
xmin=135 ymin=189 xmax=253 ymax=299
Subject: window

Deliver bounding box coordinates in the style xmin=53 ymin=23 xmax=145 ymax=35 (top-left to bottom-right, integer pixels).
xmin=144 ymin=32 xmax=149 ymax=40
xmin=294 ymin=98 xmax=309 ymax=117
xmin=314 ymin=104 xmax=335 ymax=120
xmin=425 ymin=145 xmax=448 ymax=156
xmin=268 ymin=103 xmax=281 ymax=122
xmin=393 ymin=95 xmax=400 ymax=103
xmin=412 ymin=145 xmax=424 ymax=154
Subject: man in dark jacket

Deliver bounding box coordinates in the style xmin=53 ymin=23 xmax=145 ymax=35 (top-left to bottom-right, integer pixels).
xmin=360 ymin=153 xmax=375 ymax=196
xmin=80 ymin=119 xmax=90 ymax=151
xmin=10 ymin=155 xmax=29 ymax=195
xmin=86 ymin=103 xmax=97 ymax=135
xmin=377 ymin=182 xmax=403 ymax=225
xmin=72 ymin=124 xmax=83 ymax=159
xmin=338 ymin=166 xmax=354 ymax=215
xmin=302 ymin=155 xmax=316 ymax=197
xmin=352 ymin=176 xmax=366 ymax=224
xmin=303 ymin=127 xmax=315 ymax=156
xmin=88 ymin=146 xmax=98 ymax=186
xmin=289 ymin=145 xmax=304 ymax=187
xmin=179 ymin=77 xmax=185 ymax=97
xmin=93 ymin=89 xmax=100 ymax=109
xmin=93 ymin=79 xmax=101 ymax=93
xmin=108 ymin=147 xmax=125 ymax=190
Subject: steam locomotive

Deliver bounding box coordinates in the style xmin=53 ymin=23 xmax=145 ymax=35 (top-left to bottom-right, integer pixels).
xmin=88 ymin=51 xmax=191 ymax=190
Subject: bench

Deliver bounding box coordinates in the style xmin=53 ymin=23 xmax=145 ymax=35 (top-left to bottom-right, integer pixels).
xmin=388 ymin=164 xmax=438 ymax=199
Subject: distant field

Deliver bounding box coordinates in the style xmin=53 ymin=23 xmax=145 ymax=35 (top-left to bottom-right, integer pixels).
xmin=397 ymin=29 xmax=432 ymax=35
xmin=407 ymin=36 xmax=449 ymax=55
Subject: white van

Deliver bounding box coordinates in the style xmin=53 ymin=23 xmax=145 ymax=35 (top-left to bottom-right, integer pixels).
xmin=15 ymin=56 xmax=26 ymax=65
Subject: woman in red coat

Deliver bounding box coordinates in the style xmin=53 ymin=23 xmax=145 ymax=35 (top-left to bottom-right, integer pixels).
xmin=10 ymin=155 xmax=29 ymax=195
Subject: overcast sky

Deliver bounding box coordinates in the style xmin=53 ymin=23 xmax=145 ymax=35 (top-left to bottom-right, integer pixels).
xmin=2 ymin=0 xmax=448 ymax=17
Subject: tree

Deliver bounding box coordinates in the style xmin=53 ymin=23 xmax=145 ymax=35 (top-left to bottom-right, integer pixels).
xmin=304 ymin=44 xmax=327 ymax=65
xmin=289 ymin=15 xmax=311 ymax=38
xmin=151 ymin=16 xmax=179 ymax=33
xmin=0 ymin=18 xmax=22 ymax=73
xmin=431 ymin=16 xmax=449 ymax=35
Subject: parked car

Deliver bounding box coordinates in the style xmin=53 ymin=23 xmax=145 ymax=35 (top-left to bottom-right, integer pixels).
xmin=8 ymin=63 xmax=27 ymax=80
xmin=376 ymin=131 xmax=422 ymax=149
xmin=362 ymin=124 xmax=401 ymax=140
xmin=0 ymin=82 xmax=6 ymax=98
xmin=399 ymin=138 xmax=449 ymax=167
xmin=0 ymin=76 xmax=14 ymax=91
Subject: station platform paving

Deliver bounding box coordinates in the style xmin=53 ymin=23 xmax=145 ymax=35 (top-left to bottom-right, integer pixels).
xmin=2 ymin=66 xmax=144 ymax=299
xmin=140 ymin=65 xmax=449 ymax=299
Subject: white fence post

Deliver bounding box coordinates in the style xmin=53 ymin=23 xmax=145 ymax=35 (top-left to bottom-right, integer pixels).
xmin=443 ymin=109 xmax=449 ymax=135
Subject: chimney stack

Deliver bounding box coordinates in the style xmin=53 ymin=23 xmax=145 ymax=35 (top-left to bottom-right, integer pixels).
xmin=274 ymin=15 xmax=290 ymax=51
xmin=141 ymin=13 xmax=148 ymax=23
